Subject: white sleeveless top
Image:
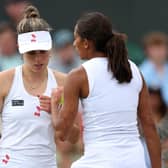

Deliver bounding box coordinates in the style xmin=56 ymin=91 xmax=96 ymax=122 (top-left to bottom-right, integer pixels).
xmin=81 ymin=57 xmax=143 ymax=146
xmin=0 ymin=66 xmax=57 ymax=168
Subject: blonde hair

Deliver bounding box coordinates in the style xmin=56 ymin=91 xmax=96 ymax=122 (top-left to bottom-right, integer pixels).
xmin=17 ymin=5 xmax=51 ymax=34
xmin=143 ymin=32 xmax=168 ymax=49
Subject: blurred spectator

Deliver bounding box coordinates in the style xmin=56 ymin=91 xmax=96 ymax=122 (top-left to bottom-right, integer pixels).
xmin=140 ymin=88 xmax=168 ymax=168
xmin=149 ymin=88 xmax=167 ymax=124
xmin=0 ymin=21 xmax=22 ymax=71
xmin=148 ymin=88 xmax=168 ymax=168
xmin=4 ymin=0 xmax=31 ymax=25
xmin=49 ymin=29 xmax=82 ymax=73
xmin=139 ymin=32 xmax=168 ymax=106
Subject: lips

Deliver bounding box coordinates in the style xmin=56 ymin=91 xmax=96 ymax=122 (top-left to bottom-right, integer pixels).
xmin=34 ymin=64 xmax=43 ymax=69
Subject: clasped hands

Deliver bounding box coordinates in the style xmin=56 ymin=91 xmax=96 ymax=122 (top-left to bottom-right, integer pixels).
xmin=38 ymin=87 xmax=80 ymax=144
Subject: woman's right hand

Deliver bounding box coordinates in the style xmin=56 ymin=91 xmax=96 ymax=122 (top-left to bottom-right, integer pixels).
xmin=51 ymin=87 xmax=64 ymax=109
xmin=51 ymin=87 xmax=64 ymax=126
xmin=38 ymin=95 xmax=51 ymax=113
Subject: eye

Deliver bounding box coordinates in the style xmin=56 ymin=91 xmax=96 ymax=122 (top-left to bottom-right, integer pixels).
xmin=27 ymin=51 xmax=36 ymax=55
xmin=26 ymin=50 xmax=48 ymax=55
xmin=39 ymin=50 xmax=47 ymax=54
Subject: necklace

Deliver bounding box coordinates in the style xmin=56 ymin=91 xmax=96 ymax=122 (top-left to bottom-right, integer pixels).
xmin=22 ymin=67 xmax=48 ymax=91
xmin=23 ymin=74 xmax=47 ymax=90
xmin=27 ymin=77 xmax=47 ymax=90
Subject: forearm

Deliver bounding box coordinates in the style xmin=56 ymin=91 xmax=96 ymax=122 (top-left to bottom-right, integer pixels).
xmin=54 ymin=114 xmax=75 ymax=142
xmin=67 ymin=124 xmax=80 ymax=144
xmin=143 ymin=124 xmax=161 ymax=168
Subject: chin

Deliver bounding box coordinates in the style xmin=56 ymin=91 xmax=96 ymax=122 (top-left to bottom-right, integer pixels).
xmin=33 ymin=65 xmax=45 ymax=72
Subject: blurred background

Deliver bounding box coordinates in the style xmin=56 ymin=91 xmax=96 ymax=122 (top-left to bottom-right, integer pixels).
xmin=1 ymin=0 xmax=168 ymax=42
xmin=0 ymin=0 xmax=168 ymax=168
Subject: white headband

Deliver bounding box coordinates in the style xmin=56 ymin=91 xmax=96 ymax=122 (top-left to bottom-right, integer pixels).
xmin=18 ymin=31 xmax=52 ymax=54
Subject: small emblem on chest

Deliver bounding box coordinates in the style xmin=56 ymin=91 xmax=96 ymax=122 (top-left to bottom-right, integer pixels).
xmin=34 ymin=106 xmax=41 ymax=117
xmin=2 ymin=154 xmax=10 ymax=164
xmin=12 ymin=100 xmax=24 ymax=106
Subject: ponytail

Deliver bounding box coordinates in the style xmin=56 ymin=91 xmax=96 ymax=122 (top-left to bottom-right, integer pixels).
xmin=105 ymin=33 xmax=132 ymax=83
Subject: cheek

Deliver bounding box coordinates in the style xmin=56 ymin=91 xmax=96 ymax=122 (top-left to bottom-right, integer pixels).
xmin=23 ymin=56 xmax=30 ymax=63
xmin=43 ymin=55 xmax=51 ymax=63
xmin=79 ymin=49 xmax=87 ymax=59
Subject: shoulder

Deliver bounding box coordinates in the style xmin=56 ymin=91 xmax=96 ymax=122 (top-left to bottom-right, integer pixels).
xmin=66 ymin=66 xmax=87 ymax=88
xmin=129 ymin=59 xmax=139 ymax=68
xmin=0 ymin=68 xmax=15 ymax=97
xmin=129 ymin=60 xmax=141 ymax=74
xmin=68 ymin=66 xmax=85 ymax=79
xmin=0 ymin=68 xmax=15 ymax=83
xmin=53 ymin=70 xmax=67 ymax=86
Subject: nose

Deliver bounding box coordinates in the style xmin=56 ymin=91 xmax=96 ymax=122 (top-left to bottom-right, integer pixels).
xmin=34 ymin=53 xmax=43 ymax=62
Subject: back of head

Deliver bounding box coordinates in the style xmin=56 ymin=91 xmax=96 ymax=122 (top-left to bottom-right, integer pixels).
xmin=76 ymin=12 xmax=132 ymax=83
xmin=76 ymin=12 xmax=112 ymax=52
xmin=17 ymin=5 xmax=51 ymax=34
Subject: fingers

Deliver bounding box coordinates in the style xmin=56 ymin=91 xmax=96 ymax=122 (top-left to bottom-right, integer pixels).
xmin=51 ymin=87 xmax=64 ymax=112
xmin=40 ymin=102 xmax=51 ymax=112
xmin=51 ymin=87 xmax=64 ymax=126
xmin=38 ymin=95 xmax=51 ymax=113
xmin=51 ymin=87 xmax=64 ymax=105
xmin=37 ymin=87 xmax=64 ymax=118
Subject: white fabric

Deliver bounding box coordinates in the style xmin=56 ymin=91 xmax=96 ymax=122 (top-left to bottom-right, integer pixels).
xmin=0 ymin=66 xmax=57 ymax=168
xmin=72 ymin=140 xmax=146 ymax=168
xmin=72 ymin=57 xmax=147 ymax=168
xmin=18 ymin=31 xmax=52 ymax=54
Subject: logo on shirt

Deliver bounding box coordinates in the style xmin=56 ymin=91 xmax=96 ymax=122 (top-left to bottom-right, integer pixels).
xmin=2 ymin=154 xmax=10 ymax=164
xmin=12 ymin=100 xmax=24 ymax=106
xmin=34 ymin=106 xmax=41 ymax=117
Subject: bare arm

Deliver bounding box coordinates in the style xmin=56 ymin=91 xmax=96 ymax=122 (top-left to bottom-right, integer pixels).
xmin=138 ymin=75 xmax=161 ymax=168
xmin=51 ymin=67 xmax=85 ymax=143
xmin=0 ymin=93 xmax=3 ymax=114
xmin=0 ymin=69 xmax=15 ymax=113
xmin=0 ymin=74 xmax=5 ymax=113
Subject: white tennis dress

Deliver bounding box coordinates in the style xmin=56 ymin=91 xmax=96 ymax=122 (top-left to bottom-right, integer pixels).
xmin=0 ymin=66 xmax=57 ymax=168
xmin=71 ymin=57 xmax=147 ymax=168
